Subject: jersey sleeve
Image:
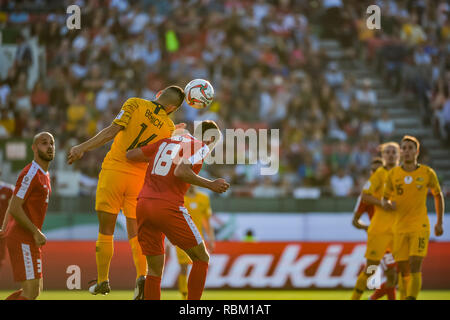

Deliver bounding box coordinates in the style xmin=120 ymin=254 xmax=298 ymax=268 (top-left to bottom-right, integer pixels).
xmin=14 ymin=169 xmax=36 ymax=201
xmin=187 ymin=143 xmax=210 ymax=165
xmin=362 ymin=169 xmax=381 ymax=196
xmin=383 ymin=169 xmax=394 ymax=199
xmin=427 ymin=167 xmax=442 ymax=196
xmin=113 ymin=98 xmax=140 ymax=128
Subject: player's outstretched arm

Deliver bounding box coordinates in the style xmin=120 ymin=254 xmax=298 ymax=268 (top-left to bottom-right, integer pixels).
xmin=8 ymin=195 xmax=46 ymax=246
xmin=174 ymin=159 xmax=230 ymax=193
xmin=434 ymin=192 xmax=444 ymax=236
xmin=67 ymin=123 xmax=123 ymax=164
xmin=361 ymin=193 xmax=382 ymax=207
xmin=126 ymin=148 xmax=150 ymax=162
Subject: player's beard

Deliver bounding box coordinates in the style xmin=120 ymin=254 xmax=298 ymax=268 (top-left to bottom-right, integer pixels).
xmin=38 ymin=149 xmax=54 ymax=162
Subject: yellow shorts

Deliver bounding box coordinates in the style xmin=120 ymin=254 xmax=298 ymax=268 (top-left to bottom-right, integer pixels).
xmin=393 ymin=230 xmax=430 ymax=261
xmin=176 ymin=246 xmax=192 ymax=265
xmin=365 ymin=231 xmax=393 ymax=261
xmin=95 ymin=169 xmax=145 ymax=219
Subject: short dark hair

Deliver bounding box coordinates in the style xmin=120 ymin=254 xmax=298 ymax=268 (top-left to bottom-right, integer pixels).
xmin=160 ymin=85 xmax=185 ymax=107
xmin=200 ymin=120 xmax=220 ymax=137
xmin=401 ymin=135 xmax=420 ymax=152
xmin=371 ymin=157 xmax=383 ymax=165
xmin=194 ymin=120 xmax=221 ymax=143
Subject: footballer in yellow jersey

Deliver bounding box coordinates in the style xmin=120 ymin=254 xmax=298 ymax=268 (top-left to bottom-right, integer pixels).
xmin=176 ymin=186 xmax=214 ymax=299
xmin=383 ymin=136 xmax=444 ymax=300
xmin=67 ymin=86 xmax=186 ymax=298
xmin=351 ymin=142 xmax=400 ymax=300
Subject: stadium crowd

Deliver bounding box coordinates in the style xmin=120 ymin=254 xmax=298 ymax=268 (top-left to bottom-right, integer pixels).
xmin=0 ymin=0 xmax=449 ymax=198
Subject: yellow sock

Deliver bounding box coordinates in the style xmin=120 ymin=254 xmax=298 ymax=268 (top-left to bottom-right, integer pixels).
xmin=129 ymin=236 xmax=147 ymax=279
xmin=351 ymin=272 xmax=369 ymax=300
xmin=407 ymin=272 xmax=421 ymax=300
xmin=178 ymin=274 xmax=188 ymax=299
xmin=96 ymin=233 xmax=114 ymax=283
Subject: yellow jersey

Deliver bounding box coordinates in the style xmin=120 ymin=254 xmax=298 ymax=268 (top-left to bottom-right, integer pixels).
xmin=184 ymin=191 xmax=212 ymax=237
xmin=101 ymin=98 xmax=175 ymax=176
xmin=362 ymin=166 xmax=393 ymax=234
xmin=384 ymin=164 xmax=441 ymax=233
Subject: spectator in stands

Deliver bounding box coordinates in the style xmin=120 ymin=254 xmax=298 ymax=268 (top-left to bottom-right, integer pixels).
xmin=330 ymin=167 xmax=354 ymax=197
xmin=355 ymin=78 xmax=377 ymax=107
xmin=14 ymin=34 xmax=32 ymax=77
xmin=376 ymin=110 xmax=395 ymax=139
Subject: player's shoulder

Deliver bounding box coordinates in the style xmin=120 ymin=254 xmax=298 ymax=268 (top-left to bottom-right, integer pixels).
xmin=419 ymin=164 xmax=438 ymax=178
xmin=20 ymin=161 xmax=47 ymax=179
xmin=418 ymin=163 xmax=434 ymax=172
xmin=370 ymin=166 xmax=386 ymax=179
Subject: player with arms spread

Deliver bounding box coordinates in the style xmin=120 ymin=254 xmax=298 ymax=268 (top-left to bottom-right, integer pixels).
xmin=0 ymin=168 xmax=14 ymax=271
xmin=352 ymin=157 xmax=398 ymax=300
xmin=351 ymin=142 xmax=400 ymax=300
xmin=126 ymin=120 xmax=229 ymax=300
xmin=2 ymin=132 xmax=54 ymax=300
xmin=383 ymin=136 xmax=445 ymax=300
xmin=67 ymin=86 xmax=186 ymax=298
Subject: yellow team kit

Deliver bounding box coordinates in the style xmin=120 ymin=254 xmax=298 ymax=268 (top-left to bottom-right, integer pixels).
xmin=362 ymin=166 xmax=394 ymax=261
xmin=96 ymin=98 xmax=175 ymax=218
xmin=384 ymin=164 xmax=442 ymax=261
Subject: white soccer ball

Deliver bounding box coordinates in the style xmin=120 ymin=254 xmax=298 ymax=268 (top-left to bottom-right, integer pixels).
xmin=184 ymin=79 xmax=214 ymax=109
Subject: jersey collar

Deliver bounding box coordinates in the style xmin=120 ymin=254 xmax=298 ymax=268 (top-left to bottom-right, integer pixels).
xmin=32 ymin=160 xmax=48 ymax=174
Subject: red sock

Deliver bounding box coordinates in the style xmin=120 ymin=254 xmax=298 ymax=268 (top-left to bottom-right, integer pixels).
xmin=144 ymin=275 xmax=161 ymax=300
xmin=370 ymin=282 xmax=387 ymax=300
xmin=386 ymin=286 xmax=396 ymax=300
xmin=16 ymin=295 xmax=29 ymax=300
xmin=188 ymin=260 xmax=209 ymax=300
xmin=5 ymin=290 xmax=23 ymax=300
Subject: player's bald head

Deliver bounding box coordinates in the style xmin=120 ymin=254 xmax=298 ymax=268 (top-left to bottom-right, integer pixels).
xmin=158 ymin=86 xmax=185 ymax=109
xmin=33 ymin=132 xmax=54 ymax=145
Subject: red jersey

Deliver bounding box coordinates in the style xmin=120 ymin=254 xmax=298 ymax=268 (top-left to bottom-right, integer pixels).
xmin=0 ymin=181 xmax=14 ymax=226
xmin=7 ymin=161 xmax=51 ymax=242
xmin=138 ymin=134 xmax=209 ymax=206
xmin=354 ymin=194 xmax=375 ymax=220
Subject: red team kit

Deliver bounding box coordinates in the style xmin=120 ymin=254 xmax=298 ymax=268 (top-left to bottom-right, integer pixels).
xmin=4 ymin=161 xmax=51 ymax=283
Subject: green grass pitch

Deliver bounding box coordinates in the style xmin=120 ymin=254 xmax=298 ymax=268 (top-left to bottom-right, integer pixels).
xmin=1 ymin=290 xmax=450 ymax=300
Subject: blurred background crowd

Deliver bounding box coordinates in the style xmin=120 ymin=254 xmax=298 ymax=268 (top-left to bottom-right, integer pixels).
xmin=0 ymin=0 xmax=449 ymax=198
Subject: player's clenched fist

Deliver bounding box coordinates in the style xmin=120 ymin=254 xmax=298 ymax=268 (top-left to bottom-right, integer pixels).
xmin=33 ymin=229 xmax=47 ymax=247
xmin=67 ymin=145 xmax=85 ymax=164
xmin=435 ymin=223 xmax=443 ymax=237
xmin=208 ymin=178 xmax=230 ymax=193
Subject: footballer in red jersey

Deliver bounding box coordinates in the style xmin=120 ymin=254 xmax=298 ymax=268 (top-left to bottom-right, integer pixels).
xmin=352 ymin=156 xmax=397 ymax=300
xmin=126 ymin=120 xmax=229 ymax=300
xmin=0 ymin=169 xmax=14 ymax=270
xmin=4 ymin=132 xmax=55 ymax=300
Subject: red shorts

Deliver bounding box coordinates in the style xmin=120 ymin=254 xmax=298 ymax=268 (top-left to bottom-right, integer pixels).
xmin=136 ymin=198 xmax=203 ymax=256
xmin=6 ymin=237 xmax=43 ymax=282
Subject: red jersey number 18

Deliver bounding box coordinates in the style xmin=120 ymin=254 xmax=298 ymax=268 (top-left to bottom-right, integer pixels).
xmin=151 ymin=142 xmax=181 ymax=177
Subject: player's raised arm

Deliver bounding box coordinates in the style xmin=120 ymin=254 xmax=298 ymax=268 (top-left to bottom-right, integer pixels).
xmin=67 ymin=123 xmax=123 ymax=164
xmin=174 ymin=158 xmax=229 ymax=193
xmin=8 ymin=195 xmax=46 ymax=247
